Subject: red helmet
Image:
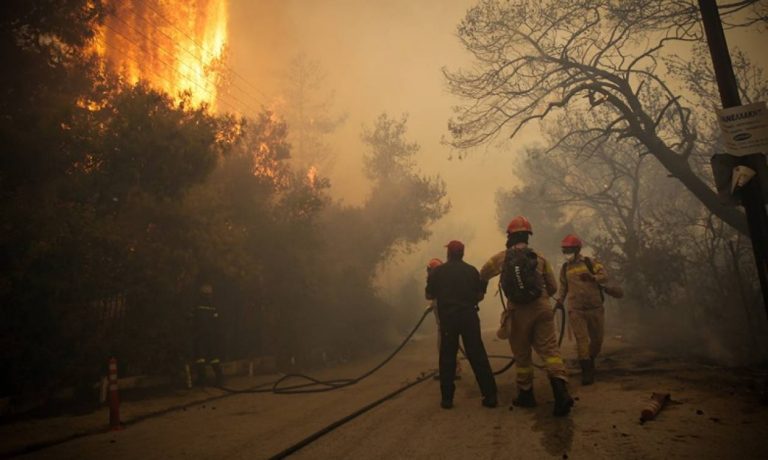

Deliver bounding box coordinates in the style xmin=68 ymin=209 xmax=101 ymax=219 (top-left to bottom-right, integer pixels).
xmin=445 ymin=240 xmax=465 ymax=257
xmin=561 ymin=234 xmax=583 ymax=248
xmin=427 ymin=258 xmax=443 ymax=269
xmin=506 ymin=216 xmax=533 ymax=235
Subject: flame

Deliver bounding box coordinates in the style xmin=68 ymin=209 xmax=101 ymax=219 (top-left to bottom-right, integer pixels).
xmin=306 ymin=165 xmax=318 ymax=187
xmin=251 ymin=141 xmax=289 ymax=187
xmin=94 ymin=0 xmax=228 ymax=110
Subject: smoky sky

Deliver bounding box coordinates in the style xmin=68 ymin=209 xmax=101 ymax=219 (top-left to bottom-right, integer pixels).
xmin=227 ymin=0 xmax=766 ymax=318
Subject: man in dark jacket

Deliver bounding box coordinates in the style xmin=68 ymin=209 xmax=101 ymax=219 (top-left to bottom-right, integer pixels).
xmin=426 ymin=240 xmax=497 ymax=409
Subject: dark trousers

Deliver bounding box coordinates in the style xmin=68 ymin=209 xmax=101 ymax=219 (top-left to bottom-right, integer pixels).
xmin=438 ymin=307 xmax=497 ymax=401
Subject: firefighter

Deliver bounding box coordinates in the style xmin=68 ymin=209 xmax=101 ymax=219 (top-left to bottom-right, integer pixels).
xmin=191 ymin=283 xmax=224 ymax=387
xmin=426 ymin=258 xmax=462 ymax=380
xmin=555 ymin=234 xmax=609 ymax=385
xmin=426 ymin=240 xmax=497 ymax=409
xmin=480 ymin=216 xmax=574 ymax=416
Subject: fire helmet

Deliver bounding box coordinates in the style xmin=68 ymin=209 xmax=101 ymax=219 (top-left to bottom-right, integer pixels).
xmin=561 ymin=234 xmax=583 ymax=248
xmin=427 ymin=258 xmax=443 ymax=269
xmin=506 ymin=216 xmax=533 ymax=235
xmin=445 ymin=240 xmax=465 ymax=257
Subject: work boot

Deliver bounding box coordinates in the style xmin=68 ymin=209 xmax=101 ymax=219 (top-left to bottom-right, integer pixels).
xmin=441 ymin=399 xmax=453 ymax=409
xmin=482 ymin=395 xmax=498 ymax=408
xmin=580 ymin=359 xmax=594 ymax=386
xmin=550 ymin=378 xmax=574 ymax=417
xmin=512 ymin=388 xmax=536 ymax=408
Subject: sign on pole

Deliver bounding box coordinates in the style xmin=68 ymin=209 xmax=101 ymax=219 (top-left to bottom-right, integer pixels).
xmin=717 ymin=101 xmax=768 ymax=156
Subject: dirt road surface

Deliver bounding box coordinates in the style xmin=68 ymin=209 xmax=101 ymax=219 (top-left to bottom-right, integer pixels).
xmin=3 ymin=327 xmax=768 ymax=459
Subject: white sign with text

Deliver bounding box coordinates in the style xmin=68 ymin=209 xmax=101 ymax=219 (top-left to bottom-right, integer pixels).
xmin=717 ymin=101 xmax=768 ymax=156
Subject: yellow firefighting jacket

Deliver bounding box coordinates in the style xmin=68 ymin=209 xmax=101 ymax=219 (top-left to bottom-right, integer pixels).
xmin=555 ymin=255 xmax=608 ymax=310
xmin=480 ymin=246 xmax=557 ymax=309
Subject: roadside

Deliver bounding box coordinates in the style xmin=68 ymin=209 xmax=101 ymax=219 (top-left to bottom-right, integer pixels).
xmin=1 ymin=330 xmax=767 ymax=459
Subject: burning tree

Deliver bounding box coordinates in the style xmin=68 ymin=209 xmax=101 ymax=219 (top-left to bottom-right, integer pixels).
xmin=0 ymin=2 xmax=452 ymax=398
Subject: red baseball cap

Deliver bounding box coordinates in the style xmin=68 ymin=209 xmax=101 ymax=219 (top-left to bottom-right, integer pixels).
xmin=445 ymin=240 xmax=465 ymax=255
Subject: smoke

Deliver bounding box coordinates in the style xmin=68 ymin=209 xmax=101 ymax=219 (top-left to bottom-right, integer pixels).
xmin=226 ymin=1 xmax=768 ymax=352
xmin=226 ymin=0 xmax=526 ymax=324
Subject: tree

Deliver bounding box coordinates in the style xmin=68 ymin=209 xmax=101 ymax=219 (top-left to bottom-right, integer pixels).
xmin=361 ymin=114 xmax=451 ymax=261
xmin=0 ymin=2 xmax=451 ymax=397
xmin=298 ymin=113 xmax=450 ymax=360
xmin=279 ymin=54 xmax=347 ymax=174
xmin=444 ymin=0 xmax=765 ymax=235
xmin=498 ymin=121 xmax=766 ymax=360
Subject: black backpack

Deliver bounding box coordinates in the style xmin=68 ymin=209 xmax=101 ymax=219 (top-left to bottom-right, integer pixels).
xmin=500 ymin=247 xmax=543 ymax=304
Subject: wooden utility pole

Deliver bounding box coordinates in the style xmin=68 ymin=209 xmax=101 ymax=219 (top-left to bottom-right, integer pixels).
xmin=699 ymin=0 xmax=768 ymax=317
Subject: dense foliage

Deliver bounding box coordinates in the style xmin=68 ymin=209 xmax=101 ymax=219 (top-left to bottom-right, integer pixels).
xmin=0 ymin=2 xmax=448 ymax=399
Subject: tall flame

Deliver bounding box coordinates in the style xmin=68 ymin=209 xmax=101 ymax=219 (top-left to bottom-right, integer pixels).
xmin=94 ymin=0 xmax=228 ymax=110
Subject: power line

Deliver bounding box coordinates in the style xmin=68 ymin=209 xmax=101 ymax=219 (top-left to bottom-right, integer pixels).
xmin=105 ymin=14 xmax=259 ymax=114
xmin=123 ymin=1 xmax=268 ymax=108
xmin=133 ymin=0 xmax=271 ymax=102
xmin=101 ymin=23 xmax=244 ymax=115
xmin=102 ymin=23 xmax=241 ymax=114
xmin=105 ymin=14 xmax=261 ymax=115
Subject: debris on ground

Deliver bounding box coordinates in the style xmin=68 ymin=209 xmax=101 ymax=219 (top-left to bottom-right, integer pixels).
xmin=640 ymin=392 xmax=671 ymax=423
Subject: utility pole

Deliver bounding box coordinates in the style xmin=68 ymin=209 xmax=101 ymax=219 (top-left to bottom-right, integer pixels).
xmin=699 ymin=0 xmax=768 ymax=317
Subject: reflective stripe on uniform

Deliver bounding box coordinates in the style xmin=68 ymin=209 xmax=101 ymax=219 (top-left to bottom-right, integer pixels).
xmin=545 ymin=356 xmax=564 ymax=365
xmin=566 ymin=266 xmax=590 ymax=275
xmin=196 ymin=305 xmax=216 ymax=311
xmin=210 ymin=358 xmax=220 ymax=364
xmin=196 ymin=358 xmax=206 ymax=364
xmin=567 ymin=261 xmax=603 ymax=276
xmin=516 ymin=366 xmax=534 ymax=374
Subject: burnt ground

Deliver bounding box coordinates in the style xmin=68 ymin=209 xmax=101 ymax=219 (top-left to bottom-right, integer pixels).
xmin=2 ymin=330 xmax=767 ymax=459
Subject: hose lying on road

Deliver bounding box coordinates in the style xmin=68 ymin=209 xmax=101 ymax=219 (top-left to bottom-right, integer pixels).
xmin=267 ymin=369 xmax=437 ymax=460
xmin=266 ymin=302 xmax=565 ymax=458
xmin=217 ymin=308 xmax=437 ymax=394
xmin=1 ymin=307 xmax=553 ymax=459
xmin=217 ymin=304 xmax=527 ymax=395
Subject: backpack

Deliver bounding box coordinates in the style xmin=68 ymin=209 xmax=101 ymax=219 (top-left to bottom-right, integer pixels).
xmin=500 ymin=247 xmax=543 ymax=304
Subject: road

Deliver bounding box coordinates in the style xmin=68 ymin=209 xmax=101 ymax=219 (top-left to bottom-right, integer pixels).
xmin=11 ymin=327 xmax=768 ymax=459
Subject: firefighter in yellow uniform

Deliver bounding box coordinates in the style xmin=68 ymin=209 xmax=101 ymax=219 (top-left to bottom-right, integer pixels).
xmin=555 ymin=234 xmax=608 ymax=385
xmin=426 ymin=258 xmax=461 ymax=380
xmin=480 ymin=216 xmax=573 ymax=416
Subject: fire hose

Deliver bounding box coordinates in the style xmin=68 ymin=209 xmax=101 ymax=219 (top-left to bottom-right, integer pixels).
xmin=216 ymin=292 xmax=566 ymax=395
xmin=216 ymin=305 xmax=519 ymax=395
xmin=6 ymin=305 xmax=561 ymax=458
xmin=214 ymin=307 xmax=433 ymax=395
xmin=265 ymin=300 xmax=566 ymax=459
